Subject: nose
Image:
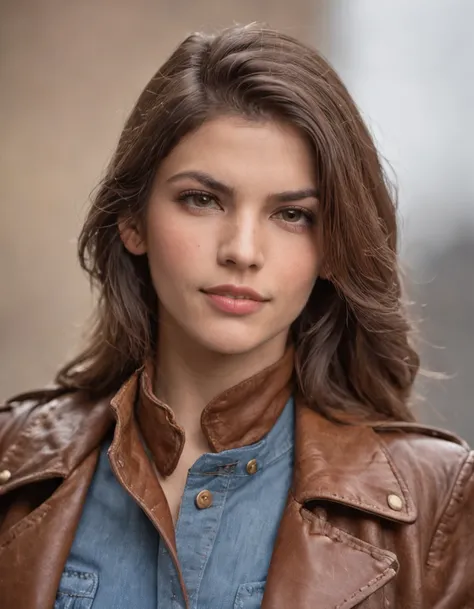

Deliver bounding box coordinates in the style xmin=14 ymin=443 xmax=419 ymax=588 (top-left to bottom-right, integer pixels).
xmin=217 ymin=213 xmax=264 ymax=271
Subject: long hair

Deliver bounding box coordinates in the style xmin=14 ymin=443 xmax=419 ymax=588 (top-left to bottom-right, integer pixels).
xmin=50 ymin=24 xmax=418 ymax=423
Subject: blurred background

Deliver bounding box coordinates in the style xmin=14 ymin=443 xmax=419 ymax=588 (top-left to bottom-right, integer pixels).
xmin=1 ymin=1 xmax=472 ymax=440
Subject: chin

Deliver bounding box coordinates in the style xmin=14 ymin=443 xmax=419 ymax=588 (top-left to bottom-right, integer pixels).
xmin=192 ymin=326 xmax=268 ymax=357
xmin=202 ymin=336 xmax=264 ymax=356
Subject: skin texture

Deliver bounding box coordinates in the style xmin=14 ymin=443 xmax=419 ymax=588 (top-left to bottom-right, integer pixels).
xmin=120 ymin=115 xmax=322 ymax=443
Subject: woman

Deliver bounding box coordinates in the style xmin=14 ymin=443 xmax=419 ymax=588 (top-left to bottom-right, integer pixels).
xmin=0 ymin=24 xmax=472 ymax=609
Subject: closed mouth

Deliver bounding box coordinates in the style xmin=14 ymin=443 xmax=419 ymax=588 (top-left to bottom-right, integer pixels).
xmin=201 ymin=285 xmax=268 ymax=302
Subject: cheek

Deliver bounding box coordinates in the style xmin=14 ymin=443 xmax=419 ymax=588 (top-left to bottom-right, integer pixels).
xmin=276 ymin=244 xmax=320 ymax=304
xmin=144 ymin=213 xmax=207 ymax=285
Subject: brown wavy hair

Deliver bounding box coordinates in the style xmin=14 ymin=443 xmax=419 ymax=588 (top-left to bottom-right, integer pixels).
xmin=50 ymin=24 xmax=419 ymax=423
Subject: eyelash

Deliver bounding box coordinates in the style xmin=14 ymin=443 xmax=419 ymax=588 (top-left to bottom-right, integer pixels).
xmin=176 ymin=190 xmax=316 ymax=228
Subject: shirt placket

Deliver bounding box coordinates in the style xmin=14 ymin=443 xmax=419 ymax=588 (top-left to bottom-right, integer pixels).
xmin=172 ymin=461 xmax=236 ymax=608
xmin=156 ymin=540 xmax=185 ymax=608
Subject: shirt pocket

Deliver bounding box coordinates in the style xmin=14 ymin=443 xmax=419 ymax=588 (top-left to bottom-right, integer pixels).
xmin=234 ymin=581 xmax=266 ymax=609
xmin=54 ymin=567 xmax=99 ymax=609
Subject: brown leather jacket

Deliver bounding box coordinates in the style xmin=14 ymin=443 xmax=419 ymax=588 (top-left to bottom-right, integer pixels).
xmin=1 ymin=360 xmax=473 ymax=608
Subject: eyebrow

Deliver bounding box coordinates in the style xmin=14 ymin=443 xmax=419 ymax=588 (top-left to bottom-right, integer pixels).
xmin=166 ymin=170 xmax=319 ymax=203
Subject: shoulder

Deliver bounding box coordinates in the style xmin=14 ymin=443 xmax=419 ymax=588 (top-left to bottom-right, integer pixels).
xmin=373 ymin=419 xmax=469 ymax=447
xmin=373 ymin=419 xmax=471 ymax=480
xmin=0 ymin=392 xmax=50 ymax=457
xmin=0 ymin=389 xmax=109 ymax=460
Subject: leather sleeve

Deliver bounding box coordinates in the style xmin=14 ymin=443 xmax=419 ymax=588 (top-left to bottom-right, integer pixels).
xmin=424 ymin=449 xmax=474 ymax=608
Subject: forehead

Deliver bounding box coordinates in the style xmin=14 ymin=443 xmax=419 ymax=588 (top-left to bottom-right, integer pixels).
xmin=155 ymin=115 xmax=316 ymax=191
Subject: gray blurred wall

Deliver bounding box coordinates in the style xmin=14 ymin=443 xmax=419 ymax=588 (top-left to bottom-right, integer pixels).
xmin=0 ymin=1 xmax=325 ymax=399
xmin=323 ymin=0 xmax=474 ymax=441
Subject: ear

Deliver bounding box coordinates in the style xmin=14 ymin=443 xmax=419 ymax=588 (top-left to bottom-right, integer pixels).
xmin=118 ymin=217 xmax=147 ymax=255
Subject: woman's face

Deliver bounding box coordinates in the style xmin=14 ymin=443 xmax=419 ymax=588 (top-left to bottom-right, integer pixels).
xmin=122 ymin=115 xmax=322 ymax=358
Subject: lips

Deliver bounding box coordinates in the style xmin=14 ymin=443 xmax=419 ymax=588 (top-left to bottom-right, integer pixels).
xmin=202 ymin=284 xmax=268 ymax=302
xmin=201 ymin=284 xmax=269 ymax=316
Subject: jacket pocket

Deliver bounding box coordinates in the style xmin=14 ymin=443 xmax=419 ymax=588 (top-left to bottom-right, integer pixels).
xmin=54 ymin=567 xmax=98 ymax=609
xmin=233 ymin=581 xmax=266 ymax=609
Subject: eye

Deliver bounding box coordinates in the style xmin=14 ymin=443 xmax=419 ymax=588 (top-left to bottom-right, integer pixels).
xmin=273 ymin=207 xmax=315 ymax=227
xmin=177 ymin=190 xmax=221 ymax=210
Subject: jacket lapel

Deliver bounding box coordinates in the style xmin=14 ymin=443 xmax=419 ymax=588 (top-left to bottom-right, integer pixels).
xmin=263 ymin=397 xmax=416 ymax=608
xmin=262 ymin=498 xmax=398 ymax=609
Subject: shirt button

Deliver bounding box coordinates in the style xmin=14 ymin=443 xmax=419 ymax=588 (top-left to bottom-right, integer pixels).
xmin=195 ymin=489 xmax=213 ymax=509
xmin=0 ymin=469 xmax=12 ymax=484
xmin=246 ymin=459 xmax=258 ymax=475
xmin=387 ymin=493 xmax=403 ymax=511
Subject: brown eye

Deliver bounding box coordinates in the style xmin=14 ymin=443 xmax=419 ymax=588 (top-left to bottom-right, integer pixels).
xmin=273 ymin=207 xmax=314 ymax=226
xmin=178 ymin=190 xmax=221 ymax=210
xmin=192 ymin=194 xmax=214 ymax=207
xmin=281 ymin=209 xmax=303 ymax=222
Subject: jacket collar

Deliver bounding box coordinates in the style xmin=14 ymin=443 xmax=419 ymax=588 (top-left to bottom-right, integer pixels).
xmin=135 ymin=346 xmax=294 ymax=476
xmin=292 ymin=396 xmax=417 ymax=523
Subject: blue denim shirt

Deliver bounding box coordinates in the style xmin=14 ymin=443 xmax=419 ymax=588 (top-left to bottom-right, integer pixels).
xmin=55 ymin=396 xmax=294 ymax=609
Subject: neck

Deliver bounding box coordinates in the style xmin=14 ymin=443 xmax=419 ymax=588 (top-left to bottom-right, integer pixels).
xmin=154 ymin=316 xmax=288 ymax=441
